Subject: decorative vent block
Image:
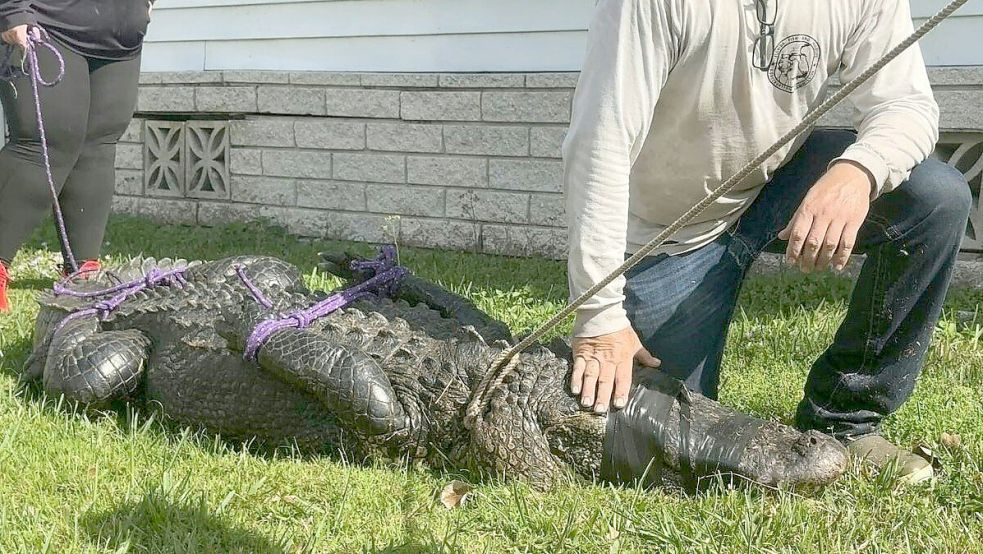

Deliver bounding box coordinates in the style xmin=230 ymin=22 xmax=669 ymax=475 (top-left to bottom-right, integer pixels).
xmin=186 ymin=121 xmax=231 ymax=199
xmin=144 ymin=121 xmax=184 ymax=197
xmin=937 ymin=133 xmax=983 ymax=252
xmin=144 ymin=120 xmax=230 ymax=200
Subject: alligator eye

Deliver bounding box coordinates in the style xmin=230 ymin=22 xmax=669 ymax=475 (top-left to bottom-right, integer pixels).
xmin=809 ymin=436 xmax=818 ymax=445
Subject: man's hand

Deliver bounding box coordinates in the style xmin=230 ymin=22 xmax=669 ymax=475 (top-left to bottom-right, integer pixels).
xmin=1 ymin=25 xmax=29 ymax=50
xmin=571 ymin=326 xmax=660 ymax=414
xmin=778 ymin=161 xmax=874 ymax=273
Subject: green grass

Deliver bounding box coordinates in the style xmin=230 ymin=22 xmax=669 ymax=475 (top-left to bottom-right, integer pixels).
xmin=0 ymin=216 xmax=981 ymax=553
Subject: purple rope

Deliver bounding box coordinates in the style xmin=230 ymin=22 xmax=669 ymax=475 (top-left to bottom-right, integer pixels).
xmin=26 ymin=29 xmax=74 ymax=272
xmin=53 ymin=266 xmax=187 ymax=298
xmin=1 ymin=28 xmax=74 ymax=272
xmin=53 ymin=267 xmax=189 ymax=332
xmin=350 ymin=245 xmax=397 ymax=275
xmin=244 ymin=248 xmax=408 ymax=360
xmin=234 ymin=264 xmax=275 ymax=309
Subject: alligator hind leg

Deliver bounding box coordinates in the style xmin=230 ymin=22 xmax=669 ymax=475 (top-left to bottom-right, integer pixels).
xmin=320 ymin=251 xmax=512 ymax=341
xmin=221 ymin=308 xmax=409 ymax=438
xmin=41 ymin=317 xmax=151 ymax=406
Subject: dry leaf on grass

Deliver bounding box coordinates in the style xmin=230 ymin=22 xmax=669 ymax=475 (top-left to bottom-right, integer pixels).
xmin=941 ymin=432 xmax=962 ymax=449
xmin=606 ymin=525 xmax=621 ymax=541
xmin=440 ymin=480 xmax=473 ymax=509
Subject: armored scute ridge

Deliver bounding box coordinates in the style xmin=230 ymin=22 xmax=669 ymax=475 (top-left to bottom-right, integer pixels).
xmin=23 ymin=253 xmax=847 ymax=491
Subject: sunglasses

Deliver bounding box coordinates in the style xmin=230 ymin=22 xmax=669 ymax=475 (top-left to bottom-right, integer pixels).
xmin=752 ymin=0 xmax=778 ymax=71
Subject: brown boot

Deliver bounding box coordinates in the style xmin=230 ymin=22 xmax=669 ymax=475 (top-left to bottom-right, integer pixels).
xmin=846 ymin=434 xmax=934 ymax=484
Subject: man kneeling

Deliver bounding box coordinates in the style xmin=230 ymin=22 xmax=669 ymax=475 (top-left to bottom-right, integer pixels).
xmin=564 ymin=0 xmax=971 ymax=484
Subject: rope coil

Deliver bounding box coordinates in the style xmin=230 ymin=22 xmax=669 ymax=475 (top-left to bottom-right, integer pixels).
xmin=464 ymin=0 xmax=970 ymax=427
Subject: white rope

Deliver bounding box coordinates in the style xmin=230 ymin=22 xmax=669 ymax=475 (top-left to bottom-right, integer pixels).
xmin=464 ymin=0 xmax=970 ymax=426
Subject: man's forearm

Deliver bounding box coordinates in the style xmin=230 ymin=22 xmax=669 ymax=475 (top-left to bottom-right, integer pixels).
xmin=564 ymin=0 xmax=673 ymax=337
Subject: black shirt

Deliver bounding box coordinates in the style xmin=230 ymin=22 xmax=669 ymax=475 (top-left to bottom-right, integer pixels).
xmin=0 ymin=0 xmax=152 ymax=60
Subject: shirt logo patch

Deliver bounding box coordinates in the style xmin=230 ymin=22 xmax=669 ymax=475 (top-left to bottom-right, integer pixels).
xmin=768 ymin=34 xmax=821 ymax=93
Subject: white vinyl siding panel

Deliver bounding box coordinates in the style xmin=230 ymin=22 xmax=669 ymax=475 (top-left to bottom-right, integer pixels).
xmin=141 ymin=0 xmax=982 ymax=72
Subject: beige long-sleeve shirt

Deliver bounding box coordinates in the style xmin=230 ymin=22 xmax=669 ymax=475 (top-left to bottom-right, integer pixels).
xmin=564 ymin=0 xmax=939 ymax=337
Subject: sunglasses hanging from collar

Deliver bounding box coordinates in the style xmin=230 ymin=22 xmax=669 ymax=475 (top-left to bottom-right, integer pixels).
xmin=752 ymin=0 xmax=778 ymax=70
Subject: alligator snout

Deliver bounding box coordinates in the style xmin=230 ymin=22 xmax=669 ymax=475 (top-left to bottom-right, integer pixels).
xmin=784 ymin=430 xmax=849 ymax=488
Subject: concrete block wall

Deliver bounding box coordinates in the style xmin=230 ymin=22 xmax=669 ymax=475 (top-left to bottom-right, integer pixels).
xmin=113 ymin=69 xmax=983 ymax=258
xmin=115 ymin=71 xmax=580 ymax=258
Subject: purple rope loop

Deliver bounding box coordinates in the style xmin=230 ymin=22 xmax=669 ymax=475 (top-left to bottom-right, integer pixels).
xmin=54 ymin=266 xmax=188 ymax=299
xmin=1 ymin=26 xmax=74 ymax=272
xmin=93 ymin=298 xmax=120 ymax=318
xmin=52 ymin=266 xmax=190 ymax=332
xmin=244 ymin=247 xmax=408 ymax=361
xmin=288 ymin=311 xmax=314 ymax=328
xmin=24 ymin=27 xmax=64 ymax=86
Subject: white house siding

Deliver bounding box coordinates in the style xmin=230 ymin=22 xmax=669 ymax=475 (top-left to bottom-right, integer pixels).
xmin=142 ymin=0 xmax=596 ymax=72
xmin=140 ymin=0 xmax=983 ymax=72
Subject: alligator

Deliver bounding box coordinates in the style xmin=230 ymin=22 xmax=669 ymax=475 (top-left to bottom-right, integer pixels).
xmin=21 ymin=252 xmax=848 ymax=491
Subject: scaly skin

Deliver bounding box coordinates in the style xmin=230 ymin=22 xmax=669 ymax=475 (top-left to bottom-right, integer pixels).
xmin=24 ymin=254 xmax=848 ymax=490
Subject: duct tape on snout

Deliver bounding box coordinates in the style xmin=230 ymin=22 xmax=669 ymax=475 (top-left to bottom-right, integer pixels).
xmin=600 ymin=369 xmax=765 ymax=491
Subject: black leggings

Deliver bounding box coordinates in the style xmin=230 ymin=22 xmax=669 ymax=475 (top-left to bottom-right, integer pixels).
xmin=0 ymin=40 xmax=140 ymax=265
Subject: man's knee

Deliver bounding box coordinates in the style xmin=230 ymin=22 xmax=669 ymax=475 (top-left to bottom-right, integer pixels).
xmin=894 ymin=158 xmax=972 ymax=235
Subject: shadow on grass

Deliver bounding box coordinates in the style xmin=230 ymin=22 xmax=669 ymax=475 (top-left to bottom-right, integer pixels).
xmin=82 ymin=494 xmax=286 ymax=554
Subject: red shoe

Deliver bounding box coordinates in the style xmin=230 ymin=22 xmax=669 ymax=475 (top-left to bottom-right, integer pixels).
xmin=0 ymin=262 xmax=10 ymax=313
xmin=64 ymin=260 xmax=102 ymax=280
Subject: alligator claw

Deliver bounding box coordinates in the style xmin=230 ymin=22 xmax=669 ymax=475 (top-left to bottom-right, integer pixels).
xmin=317 ymin=250 xmax=362 ymax=281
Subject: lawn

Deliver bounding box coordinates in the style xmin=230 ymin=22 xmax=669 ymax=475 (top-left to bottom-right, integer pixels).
xmin=0 ymin=216 xmax=981 ymax=553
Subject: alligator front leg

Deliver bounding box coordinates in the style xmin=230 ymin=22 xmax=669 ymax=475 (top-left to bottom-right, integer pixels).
xmin=243 ymin=324 xmax=410 ymax=438
xmin=41 ymin=317 xmax=151 ymax=406
xmin=392 ymin=274 xmax=513 ymax=341
xmin=319 ymin=250 xmax=512 ymax=341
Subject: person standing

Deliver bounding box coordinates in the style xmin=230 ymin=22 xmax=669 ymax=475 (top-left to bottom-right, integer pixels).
xmin=0 ymin=0 xmax=154 ymax=311
xmin=564 ymin=0 xmax=970 ymax=483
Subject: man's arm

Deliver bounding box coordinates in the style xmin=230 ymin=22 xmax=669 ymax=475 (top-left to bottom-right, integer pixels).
xmin=836 ymin=0 xmax=939 ymax=198
xmin=780 ymin=0 xmax=939 ymax=273
xmin=564 ymin=0 xmax=674 ymax=412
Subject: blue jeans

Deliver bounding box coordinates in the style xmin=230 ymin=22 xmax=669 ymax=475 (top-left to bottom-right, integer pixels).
xmin=624 ymin=130 xmax=972 ymax=439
